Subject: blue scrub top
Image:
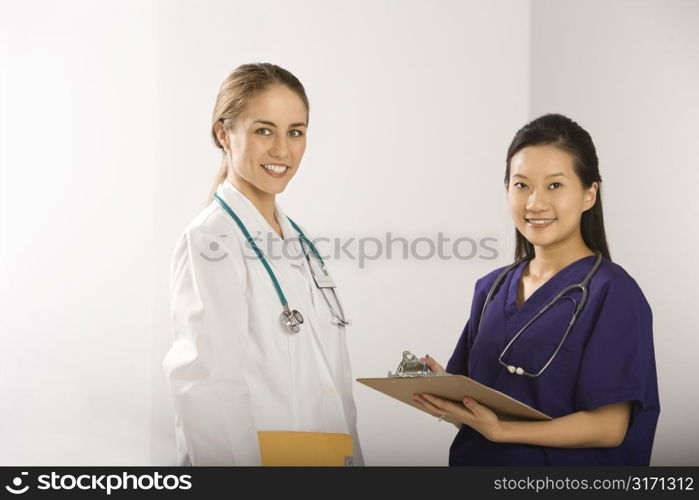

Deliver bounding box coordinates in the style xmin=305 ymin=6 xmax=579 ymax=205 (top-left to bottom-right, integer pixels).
xmin=446 ymin=255 xmax=660 ymax=466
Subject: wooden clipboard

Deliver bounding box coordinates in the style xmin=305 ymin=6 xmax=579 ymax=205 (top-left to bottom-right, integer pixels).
xmin=357 ymin=375 xmax=551 ymax=422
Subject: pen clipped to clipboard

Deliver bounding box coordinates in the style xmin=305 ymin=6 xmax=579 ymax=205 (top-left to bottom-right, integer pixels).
xmin=357 ymin=351 xmax=552 ymax=422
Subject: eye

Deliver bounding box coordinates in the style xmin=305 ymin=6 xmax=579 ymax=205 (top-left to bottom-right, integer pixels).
xmin=288 ymin=129 xmax=304 ymax=137
xmin=548 ymin=182 xmax=563 ymax=189
xmin=513 ymin=182 xmax=528 ymax=190
xmin=255 ymin=128 xmax=272 ymax=136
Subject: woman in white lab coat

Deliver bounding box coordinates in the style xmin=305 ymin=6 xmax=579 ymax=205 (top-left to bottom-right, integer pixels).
xmin=163 ymin=63 xmax=363 ymax=466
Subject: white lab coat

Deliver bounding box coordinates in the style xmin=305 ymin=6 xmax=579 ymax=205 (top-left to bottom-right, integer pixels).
xmin=163 ymin=179 xmax=363 ymax=466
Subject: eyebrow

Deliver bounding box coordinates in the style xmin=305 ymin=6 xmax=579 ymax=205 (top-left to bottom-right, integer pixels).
xmin=512 ymin=172 xmax=568 ymax=179
xmin=253 ymin=119 xmax=308 ymax=128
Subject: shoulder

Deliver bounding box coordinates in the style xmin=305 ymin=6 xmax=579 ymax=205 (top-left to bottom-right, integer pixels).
xmin=474 ymin=262 xmax=518 ymax=294
xmin=464 ymin=262 xmax=521 ymax=321
xmin=173 ymin=202 xmax=246 ymax=261
xmin=586 ymin=258 xmax=653 ymax=327
xmin=181 ymin=202 xmax=231 ymax=238
xmin=593 ymin=258 xmax=649 ymax=305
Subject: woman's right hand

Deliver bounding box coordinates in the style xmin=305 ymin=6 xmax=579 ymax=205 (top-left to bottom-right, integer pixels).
xmin=420 ymin=356 xmax=445 ymax=374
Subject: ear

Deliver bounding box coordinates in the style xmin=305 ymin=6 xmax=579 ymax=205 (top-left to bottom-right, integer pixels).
xmin=214 ymin=121 xmax=229 ymax=151
xmin=583 ymin=182 xmax=598 ymax=212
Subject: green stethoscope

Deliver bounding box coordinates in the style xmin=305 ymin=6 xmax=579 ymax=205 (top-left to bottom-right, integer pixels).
xmin=213 ymin=193 xmax=350 ymax=334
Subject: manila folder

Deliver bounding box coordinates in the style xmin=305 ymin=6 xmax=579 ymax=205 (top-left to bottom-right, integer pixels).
xmin=257 ymin=431 xmax=353 ymax=466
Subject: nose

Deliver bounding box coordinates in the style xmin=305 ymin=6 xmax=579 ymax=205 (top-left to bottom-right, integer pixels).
xmin=525 ymin=188 xmax=549 ymax=212
xmin=268 ymin=134 xmax=289 ymax=160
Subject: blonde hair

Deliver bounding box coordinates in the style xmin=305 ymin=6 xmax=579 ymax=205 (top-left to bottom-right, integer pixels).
xmin=208 ymin=63 xmax=309 ymax=201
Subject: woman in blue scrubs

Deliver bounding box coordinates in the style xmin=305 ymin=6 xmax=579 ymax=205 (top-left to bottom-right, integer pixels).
xmin=413 ymin=114 xmax=659 ymax=465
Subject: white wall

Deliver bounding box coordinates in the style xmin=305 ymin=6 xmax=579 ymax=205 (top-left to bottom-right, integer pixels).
xmin=1 ymin=0 xmax=695 ymax=466
xmin=0 ymin=0 xmax=157 ymax=464
xmin=530 ymin=0 xmax=699 ymax=466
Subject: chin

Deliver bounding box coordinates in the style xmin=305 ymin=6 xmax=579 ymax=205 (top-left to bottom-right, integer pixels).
xmin=520 ymin=231 xmax=558 ymax=249
xmin=273 ymin=180 xmax=292 ymax=192
xmin=263 ymin=183 xmax=290 ymax=195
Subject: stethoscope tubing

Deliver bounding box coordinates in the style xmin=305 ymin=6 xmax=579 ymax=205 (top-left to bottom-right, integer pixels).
xmin=213 ymin=193 xmax=290 ymax=308
xmin=480 ymin=253 xmax=603 ymax=377
xmin=213 ymin=193 xmax=349 ymax=329
xmin=293 ymin=228 xmax=351 ymax=327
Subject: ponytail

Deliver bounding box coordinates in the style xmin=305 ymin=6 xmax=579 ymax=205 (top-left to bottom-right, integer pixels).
xmin=208 ymin=161 xmax=228 ymax=203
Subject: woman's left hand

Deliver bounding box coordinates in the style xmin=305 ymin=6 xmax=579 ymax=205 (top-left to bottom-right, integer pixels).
xmin=412 ymin=393 xmax=503 ymax=442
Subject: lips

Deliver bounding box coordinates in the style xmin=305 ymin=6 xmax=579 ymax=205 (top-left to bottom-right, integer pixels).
xmin=260 ymin=163 xmax=290 ymax=177
xmin=525 ymin=217 xmax=557 ymax=228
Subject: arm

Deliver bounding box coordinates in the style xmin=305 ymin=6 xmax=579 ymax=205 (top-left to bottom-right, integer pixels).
xmin=163 ymin=227 xmax=258 ymax=465
xmin=417 ymin=358 xmax=630 ymax=448
xmin=498 ymin=402 xmax=631 ymax=448
xmin=413 ymin=393 xmax=631 ymax=448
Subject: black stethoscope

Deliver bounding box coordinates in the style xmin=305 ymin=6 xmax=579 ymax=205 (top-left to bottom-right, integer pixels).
xmin=213 ymin=193 xmax=350 ymax=334
xmin=478 ymin=253 xmax=603 ymax=377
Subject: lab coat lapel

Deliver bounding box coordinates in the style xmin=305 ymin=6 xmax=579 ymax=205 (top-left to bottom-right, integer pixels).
xmin=277 ymin=212 xmax=343 ymax=398
xmin=216 ymin=180 xmax=289 ymax=276
xmin=276 ymin=205 xmax=306 ymax=273
xmin=276 ymin=211 xmax=319 ymax=314
xmin=217 ymin=182 xmax=341 ymax=398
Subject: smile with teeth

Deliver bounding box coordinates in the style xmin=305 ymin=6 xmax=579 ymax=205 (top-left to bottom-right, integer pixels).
xmin=526 ymin=217 xmax=557 ymax=227
xmin=261 ymin=163 xmax=289 ymax=174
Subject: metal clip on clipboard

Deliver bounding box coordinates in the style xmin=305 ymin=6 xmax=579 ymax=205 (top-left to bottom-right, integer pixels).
xmin=359 ymin=351 xmax=551 ymax=421
xmin=388 ymin=351 xmax=446 ymax=378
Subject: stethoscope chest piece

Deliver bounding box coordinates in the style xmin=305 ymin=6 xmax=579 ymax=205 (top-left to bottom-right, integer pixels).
xmin=281 ymin=307 xmax=304 ymax=334
xmin=213 ymin=192 xmax=349 ymax=335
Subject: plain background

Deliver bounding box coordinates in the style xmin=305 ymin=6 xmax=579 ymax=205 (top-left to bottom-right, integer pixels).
xmin=0 ymin=0 xmax=697 ymax=465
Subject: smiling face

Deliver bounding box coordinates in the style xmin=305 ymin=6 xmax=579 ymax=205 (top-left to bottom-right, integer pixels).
xmin=507 ymin=145 xmax=598 ymax=254
xmin=216 ymin=84 xmax=308 ymax=199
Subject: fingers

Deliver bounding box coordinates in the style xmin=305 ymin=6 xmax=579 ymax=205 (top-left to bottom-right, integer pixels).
xmin=420 ymin=357 xmax=445 ymax=373
xmin=412 ymin=394 xmax=447 ymax=420
xmin=422 ymin=393 xmax=468 ymax=415
xmin=461 ymin=397 xmax=481 ymax=416
xmin=412 ymin=393 xmax=474 ymax=422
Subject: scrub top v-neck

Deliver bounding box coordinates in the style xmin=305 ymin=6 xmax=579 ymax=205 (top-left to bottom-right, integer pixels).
xmin=446 ymin=256 xmax=659 ymax=466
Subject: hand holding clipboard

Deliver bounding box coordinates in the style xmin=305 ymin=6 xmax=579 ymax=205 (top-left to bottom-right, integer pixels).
xmin=357 ymin=351 xmax=551 ymax=426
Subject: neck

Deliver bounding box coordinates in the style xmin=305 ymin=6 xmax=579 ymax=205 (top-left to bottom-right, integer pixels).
xmin=227 ymin=175 xmax=278 ymax=228
xmin=529 ymin=234 xmax=594 ymax=278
